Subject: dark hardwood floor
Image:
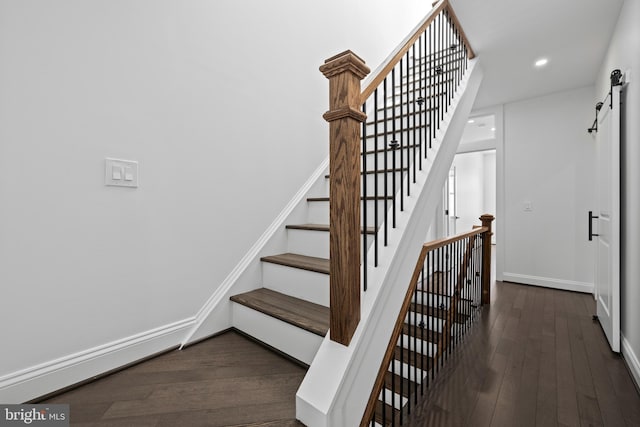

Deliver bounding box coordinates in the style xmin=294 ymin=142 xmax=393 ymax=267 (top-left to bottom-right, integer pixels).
xmin=42 ymin=331 xmax=306 ymax=426
xmin=41 ymin=263 xmax=640 ymax=426
xmin=405 ymin=279 xmax=640 ymax=427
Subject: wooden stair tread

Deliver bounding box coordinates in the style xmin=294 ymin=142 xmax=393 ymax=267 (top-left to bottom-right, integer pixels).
xmin=384 ymin=371 xmax=417 ymax=398
xmin=374 ymin=400 xmax=396 ymax=425
xmin=394 ymin=345 xmax=433 ymax=369
xmin=230 ymin=288 xmax=329 ymax=337
xmin=401 ymin=323 xmax=441 ymax=343
xmin=285 ymin=223 xmax=375 ymax=235
xmin=260 ymin=253 xmax=329 ymax=274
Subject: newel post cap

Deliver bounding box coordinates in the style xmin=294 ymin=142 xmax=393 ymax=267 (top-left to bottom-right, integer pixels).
xmin=319 ymin=50 xmax=370 ymax=79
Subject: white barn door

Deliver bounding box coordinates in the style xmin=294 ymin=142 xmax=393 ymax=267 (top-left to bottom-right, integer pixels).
xmin=594 ymin=84 xmax=622 ymax=353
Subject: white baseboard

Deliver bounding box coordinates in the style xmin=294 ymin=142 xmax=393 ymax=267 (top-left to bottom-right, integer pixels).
xmin=0 ymin=317 xmax=195 ymax=403
xmin=502 ymin=272 xmax=593 ymax=294
xmin=622 ymin=334 xmax=640 ymax=391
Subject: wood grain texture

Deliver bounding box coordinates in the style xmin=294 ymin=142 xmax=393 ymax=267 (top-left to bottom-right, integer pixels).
xmin=230 ymin=288 xmax=329 ymax=337
xmin=403 ymin=278 xmax=640 ymax=426
xmin=41 ymin=331 xmax=306 ymax=426
xmin=285 ymin=223 xmax=375 ymax=235
xmin=480 ymin=214 xmax=494 ymax=305
xmin=260 ymin=253 xmax=329 ymax=275
xmin=321 ymin=50 xmax=370 ymax=346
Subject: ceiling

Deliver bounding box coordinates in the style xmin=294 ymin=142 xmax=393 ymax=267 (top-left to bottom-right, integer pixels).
xmin=449 ymin=0 xmax=624 ymax=108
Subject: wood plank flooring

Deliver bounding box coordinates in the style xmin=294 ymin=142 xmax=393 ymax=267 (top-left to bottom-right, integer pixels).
xmin=41 ymin=331 xmax=305 ymax=426
xmin=405 ymin=280 xmax=640 ymax=427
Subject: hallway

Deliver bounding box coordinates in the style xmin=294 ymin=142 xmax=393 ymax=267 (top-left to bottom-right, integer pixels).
xmin=406 ymin=280 xmax=640 ymax=426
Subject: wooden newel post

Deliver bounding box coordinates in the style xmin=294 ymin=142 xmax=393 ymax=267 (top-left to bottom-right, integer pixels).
xmin=320 ymin=50 xmax=370 ymax=346
xmin=480 ymin=214 xmax=494 ymax=305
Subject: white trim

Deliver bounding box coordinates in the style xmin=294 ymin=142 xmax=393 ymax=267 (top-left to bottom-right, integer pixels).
xmin=621 ymin=334 xmax=640 ymax=390
xmin=502 ymin=272 xmax=593 ymax=294
xmin=180 ymin=158 xmax=329 ymax=347
xmin=0 ymin=317 xmax=195 ymax=403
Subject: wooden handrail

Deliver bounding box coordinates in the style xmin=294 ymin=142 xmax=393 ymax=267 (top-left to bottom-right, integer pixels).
xmin=359 ymin=0 xmax=474 ymax=104
xmin=359 ymin=224 xmax=488 ymax=426
xmin=423 ymin=226 xmax=487 ymax=253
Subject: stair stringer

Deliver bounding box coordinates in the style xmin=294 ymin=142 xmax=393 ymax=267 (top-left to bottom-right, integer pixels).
xmin=296 ymin=59 xmax=483 ymax=427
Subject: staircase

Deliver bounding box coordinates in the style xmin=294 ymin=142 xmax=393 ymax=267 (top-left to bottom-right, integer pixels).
xmin=181 ymin=1 xmax=484 ymax=426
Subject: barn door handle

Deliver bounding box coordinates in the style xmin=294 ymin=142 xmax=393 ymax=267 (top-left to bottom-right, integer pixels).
xmin=589 ymin=211 xmax=599 ymax=241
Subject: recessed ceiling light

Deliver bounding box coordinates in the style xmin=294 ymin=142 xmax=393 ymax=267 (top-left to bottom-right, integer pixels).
xmin=491 ymin=127 xmax=496 ymax=131
xmin=535 ymin=58 xmax=549 ymax=68
xmin=468 ymin=119 xmax=475 ymax=124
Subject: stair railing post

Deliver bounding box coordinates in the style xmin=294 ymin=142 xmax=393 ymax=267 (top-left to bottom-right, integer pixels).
xmin=320 ymin=50 xmax=370 ymax=346
xmin=480 ymin=214 xmax=495 ymax=305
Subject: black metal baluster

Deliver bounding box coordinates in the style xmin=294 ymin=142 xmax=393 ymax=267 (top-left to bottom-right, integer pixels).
xmin=362 ymin=102 xmax=368 ymax=292
xmin=412 ymin=46 xmax=417 ymax=183
xmin=391 ymin=67 xmax=397 ymax=229
xmin=374 ymin=89 xmax=379 ymax=267
xmin=422 ymin=29 xmax=429 ymax=157
xmin=427 ymin=251 xmax=432 ymax=387
xmin=416 ymin=272 xmax=424 ymax=405
xmin=383 ymin=78 xmax=389 ymax=247
xmin=435 ymin=249 xmax=439 ymax=380
xmin=430 ymin=17 xmax=436 ymax=142
xmin=400 ymin=55 xmax=405 ymax=207
xmin=438 ymin=12 xmax=443 ymax=123
xmin=417 ymin=35 xmax=423 ymax=172
xmin=400 ymin=298 xmax=405 ymax=424
xmin=447 ymin=10 xmax=452 ymax=110
xmin=420 ymin=263 xmax=425 ymax=395
xmin=391 ymin=337 xmax=396 ymax=427
xmin=382 ymin=382 xmax=386 ymax=426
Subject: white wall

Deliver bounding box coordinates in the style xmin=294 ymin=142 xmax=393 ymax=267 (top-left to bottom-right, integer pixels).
xmin=483 ymin=151 xmax=497 ymax=244
xmin=597 ymin=0 xmax=640 ymax=386
xmin=452 ymin=152 xmax=483 ymax=233
xmin=0 ymin=0 xmax=433 ymax=401
xmin=501 ymin=86 xmax=596 ymax=293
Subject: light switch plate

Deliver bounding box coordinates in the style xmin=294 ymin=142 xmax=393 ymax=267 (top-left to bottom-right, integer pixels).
xmin=105 ymin=158 xmax=138 ymax=187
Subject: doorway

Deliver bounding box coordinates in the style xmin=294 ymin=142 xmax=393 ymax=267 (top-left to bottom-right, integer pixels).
xmin=448 ymin=150 xmax=496 ymax=242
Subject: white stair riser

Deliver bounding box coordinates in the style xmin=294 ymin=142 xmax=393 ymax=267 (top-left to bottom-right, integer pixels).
xmin=412 ymin=291 xmax=452 ymax=309
xmin=404 ymin=313 xmax=444 ymax=333
xmin=323 ymin=172 xmax=408 ymax=197
xmin=287 ymin=229 xmax=374 ymax=260
xmin=391 ymin=360 xmax=426 ymax=384
xmin=232 ymin=303 xmax=323 ymax=365
xmin=362 ymin=145 xmax=425 ymax=167
xmin=378 ymin=389 xmax=407 ymax=409
xmin=287 ymin=229 xmax=329 ymax=259
xmin=364 ymin=117 xmax=428 ymax=133
xmin=262 ymin=262 xmax=329 ymax=307
xmin=307 ymin=199 xmax=395 ymax=228
xmin=397 ymin=334 xmax=437 ymax=358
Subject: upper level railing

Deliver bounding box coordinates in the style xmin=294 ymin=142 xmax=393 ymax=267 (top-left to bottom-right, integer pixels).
xmin=361 ymin=215 xmax=493 ymax=426
xmin=319 ymin=0 xmax=475 ymax=346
